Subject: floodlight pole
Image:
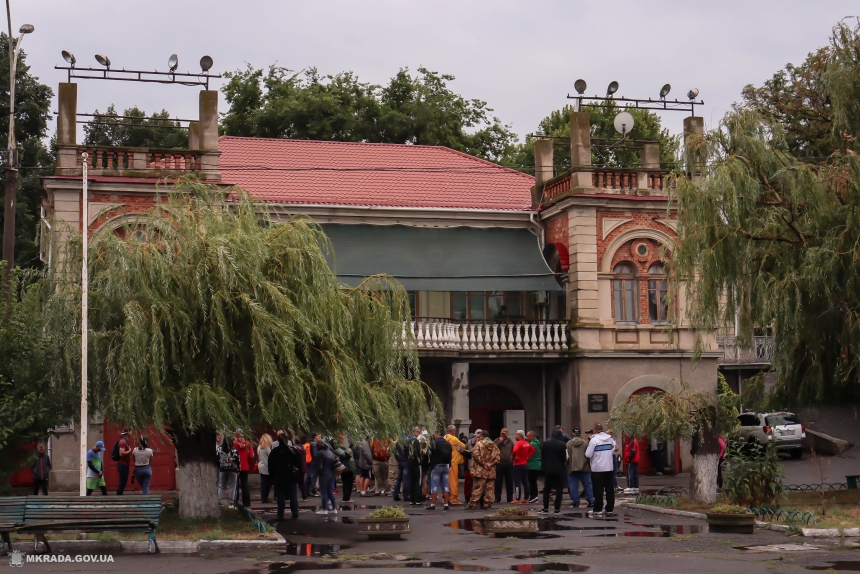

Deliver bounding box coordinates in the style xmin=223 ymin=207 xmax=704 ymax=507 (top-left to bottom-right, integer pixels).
xmin=79 ymin=153 xmax=88 ymax=496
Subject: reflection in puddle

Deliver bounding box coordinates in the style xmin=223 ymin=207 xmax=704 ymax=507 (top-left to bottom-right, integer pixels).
xmin=621 ymin=524 xmax=704 ymax=535
xmin=807 ymin=562 xmax=860 ymax=571
xmin=444 ymin=519 xmax=615 ymax=534
xmin=511 ymin=564 xmax=589 ymax=573
xmin=514 ymin=549 xmax=584 ymax=559
xmin=283 ymin=543 xmax=347 ymax=557
xmin=256 ymin=561 xmax=494 ymax=572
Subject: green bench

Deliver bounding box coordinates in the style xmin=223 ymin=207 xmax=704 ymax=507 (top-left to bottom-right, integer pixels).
xmin=16 ymin=495 xmax=163 ymax=554
xmin=0 ymin=497 xmax=26 ymax=554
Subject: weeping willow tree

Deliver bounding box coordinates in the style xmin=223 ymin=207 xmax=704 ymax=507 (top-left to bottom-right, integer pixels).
xmin=670 ymin=19 xmax=860 ymax=408
xmin=45 ymin=181 xmax=440 ymax=518
xmin=610 ymin=378 xmax=738 ymax=503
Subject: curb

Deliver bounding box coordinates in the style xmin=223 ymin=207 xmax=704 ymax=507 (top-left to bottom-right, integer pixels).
xmin=802 ymin=527 xmax=860 ymax=538
xmin=756 ymin=521 xmax=790 ymax=532
xmin=620 ymin=502 xmax=707 ymax=520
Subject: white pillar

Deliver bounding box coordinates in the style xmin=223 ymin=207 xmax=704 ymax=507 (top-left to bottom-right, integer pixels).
xmin=451 ymin=362 xmax=472 ymax=436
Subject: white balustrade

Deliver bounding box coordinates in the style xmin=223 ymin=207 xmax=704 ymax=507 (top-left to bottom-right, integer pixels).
xmin=406 ymin=319 xmax=570 ymax=353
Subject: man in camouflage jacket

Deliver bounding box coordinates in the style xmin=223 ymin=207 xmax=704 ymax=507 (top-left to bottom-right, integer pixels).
xmin=468 ymin=429 xmax=501 ymax=510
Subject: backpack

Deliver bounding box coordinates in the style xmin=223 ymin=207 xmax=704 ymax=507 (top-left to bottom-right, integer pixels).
xmin=371 ymin=439 xmax=389 ymax=462
xmin=304 ymin=443 xmax=312 ymax=464
xmin=435 ymin=439 xmax=453 ymax=464
xmin=110 ymin=440 xmax=122 ymax=462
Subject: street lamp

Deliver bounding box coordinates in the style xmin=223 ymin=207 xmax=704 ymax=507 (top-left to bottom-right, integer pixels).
xmin=1 ymin=0 xmax=34 ymax=278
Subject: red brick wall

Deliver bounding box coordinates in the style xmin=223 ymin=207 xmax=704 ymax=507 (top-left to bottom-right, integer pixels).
xmin=545 ymin=212 xmax=568 ymax=247
xmin=84 ymin=193 xmax=160 ymax=235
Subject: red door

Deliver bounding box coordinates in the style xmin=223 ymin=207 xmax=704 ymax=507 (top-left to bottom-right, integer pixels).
xmin=103 ymin=423 xmax=176 ymax=492
xmin=8 ymin=443 xmax=36 ymax=487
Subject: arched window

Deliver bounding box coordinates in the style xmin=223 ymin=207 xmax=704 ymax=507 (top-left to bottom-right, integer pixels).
xmin=613 ymin=262 xmax=638 ymax=324
xmin=648 ymin=262 xmax=669 ymax=322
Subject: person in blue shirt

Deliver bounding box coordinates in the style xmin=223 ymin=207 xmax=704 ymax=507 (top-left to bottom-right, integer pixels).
xmin=86 ymin=441 xmax=108 ymax=496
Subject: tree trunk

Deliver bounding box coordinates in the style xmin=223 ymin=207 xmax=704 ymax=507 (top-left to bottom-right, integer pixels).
xmin=689 ymin=406 xmax=720 ymax=504
xmin=175 ymin=427 xmax=220 ymax=519
xmin=690 ymin=453 xmax=719 ymax=504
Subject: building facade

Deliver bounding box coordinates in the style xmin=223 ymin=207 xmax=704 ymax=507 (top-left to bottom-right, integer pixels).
xmin=41 ymin=85 xmax=719 ymax=490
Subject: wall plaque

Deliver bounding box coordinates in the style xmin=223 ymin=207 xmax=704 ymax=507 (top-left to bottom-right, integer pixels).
xmin=588 ymin=393 xmax=608 ymax=413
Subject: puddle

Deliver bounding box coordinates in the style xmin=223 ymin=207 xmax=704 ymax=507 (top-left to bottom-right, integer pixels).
xmin=444 ymin=519 xmax=615 ymax=534
xmin=514 ymin=550 xmax=584 ymax=559
xmin=511 ymin=564 xmax=589 ymax=573
xmin=254 ymin=562 xmax=494 ymax=572
xmin=737 ymin=543 xmax=821 ymax=553
xmin=594 ymin=532 xmax=669 ymax=538
xmin=283 ymin=543 xmax=347 ymax=557
xmin=807 ymin=562 xmax=860 ymax=571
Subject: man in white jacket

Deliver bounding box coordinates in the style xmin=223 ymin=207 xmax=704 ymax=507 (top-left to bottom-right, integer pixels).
xmin=585 ymin=423 xmax=617 ymax=517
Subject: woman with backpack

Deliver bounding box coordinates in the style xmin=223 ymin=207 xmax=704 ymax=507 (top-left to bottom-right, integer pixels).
xmin=312 ymin=440 xmax=342 ymax=514
xmin=268 ymin=431 xmax=302 ymax=520
xmin=334 ymin=433 xmax=356 ymax=503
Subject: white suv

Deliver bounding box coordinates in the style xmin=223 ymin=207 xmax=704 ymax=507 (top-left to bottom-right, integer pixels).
xmin=737 ymin=411 xmax=806 ymax=459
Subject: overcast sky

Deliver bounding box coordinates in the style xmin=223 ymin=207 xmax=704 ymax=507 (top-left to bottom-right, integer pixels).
xmin=15 ymin=1 xmax=858 ymax=142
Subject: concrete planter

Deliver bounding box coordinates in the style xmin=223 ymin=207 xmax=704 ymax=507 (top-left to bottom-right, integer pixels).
xmin=483 ymin=514 xmax=540 ymax=534
xmin=357 ymin=516 xmax=411 ymax=540
xmin=707 ymin=512 xmax=755 ymax=534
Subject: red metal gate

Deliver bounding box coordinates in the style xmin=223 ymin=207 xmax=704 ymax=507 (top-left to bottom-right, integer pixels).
xmin=103 ymin=423 xmax=176 ymax=492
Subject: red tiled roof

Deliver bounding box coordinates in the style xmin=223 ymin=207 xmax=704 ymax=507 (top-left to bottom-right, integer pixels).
xmin=218 ymin=136 xmax=535 ymax=211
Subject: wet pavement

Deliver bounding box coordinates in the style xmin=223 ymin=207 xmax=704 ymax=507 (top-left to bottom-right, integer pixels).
xmin=10 ymin=497 xmax=860 ymax=573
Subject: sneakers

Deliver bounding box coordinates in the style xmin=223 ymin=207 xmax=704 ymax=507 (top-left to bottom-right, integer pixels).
xmin=538 ymin=508 xmax=549 ymax=515
xmin=553 ymin=510 xmax=562 ymax=515
xmin=425 ymin=504 xmax=436 ymax=510
xmin=443 ymin=504 xmax=449 ymax=511
xmin=393 ymin=496 xmax=402 ymax=502
xmin=588 ymin=510 xmax=604 ymax=518
xmin=315 ymin=509 xmax=329 ymax=515
xmin=587 ymin=501 xmax=594 ymax=508
xmin=622 ymin=488 xmax=634 ymax=495
xmin=330 ymin=508 xmax=338 ymax=514
xmin=528 ymin=497 xmax=539 ymax=504
xmin=605 ymin=511 xmax=617 ymax=517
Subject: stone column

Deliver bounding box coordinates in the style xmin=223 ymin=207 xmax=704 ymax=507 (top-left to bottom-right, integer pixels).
xmin=638 ymin=143 xmax=660 ymax=194
xmin=569 ymin=111 xmax=592 ymax=190
xmin=683 ymin=116 xmax=705 ymax=182
xmin=450 ymin=362 xmax=472 ymax=435
xmin=199 ymin=90 xmax=221 ymax=181
xmin=187 ymin=121 xmax=200 ymax=150
xmin=532 ymin=139 xmax=554 ymax=205
xmin=56 ymin=83 xmax=78 ymax=176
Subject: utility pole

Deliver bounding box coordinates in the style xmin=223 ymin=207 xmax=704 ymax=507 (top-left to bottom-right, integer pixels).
xmin=1 ymin=0 xmax=33 ymax=279
xmin=79 ymin=152 xmax=88 ymax=496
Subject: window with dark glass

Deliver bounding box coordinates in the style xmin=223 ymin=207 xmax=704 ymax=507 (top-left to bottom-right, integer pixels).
xmin=452 ymin=292 xmax=468 ymax=320
xmin=407 ymin=292 xmax=417 ymax=318
xmin=647 ymin=263 xmax=669 ymax=322
xmin=613 ymin=263 xmax=638 ymax=323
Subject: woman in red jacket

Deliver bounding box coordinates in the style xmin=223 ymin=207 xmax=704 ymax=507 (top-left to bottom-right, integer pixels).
xmin=233 ymin=429 xmax=255 ymax=507
xmin=623 ymin=437 xmax=640 ymax=494
xmin=511 ymin=430 xmax=535 ymax=504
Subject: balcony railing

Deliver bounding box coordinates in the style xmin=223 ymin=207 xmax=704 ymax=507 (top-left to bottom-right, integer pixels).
xmin=407 ymin=318 xmax=569 ymax=352
xmin=542 ymin=168 xmax=671 ymax=204
xmin=76 ymin=145 xmax=204 ymax=174
xmin=717 ymin=335 xmax=774 ymax=364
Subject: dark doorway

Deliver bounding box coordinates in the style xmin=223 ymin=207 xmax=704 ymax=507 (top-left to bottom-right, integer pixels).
xmin=553 ymin=381 xmax=562 ymax=429
xmin=469 ymin=386 xmax=524 ymax=440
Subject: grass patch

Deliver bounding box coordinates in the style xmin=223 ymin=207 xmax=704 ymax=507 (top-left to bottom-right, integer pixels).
xmin=12 ymin=506 xmax=277 ymax=542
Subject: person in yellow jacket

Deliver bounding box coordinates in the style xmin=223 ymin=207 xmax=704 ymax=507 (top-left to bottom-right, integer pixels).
xmin=443 ymin=425 xmax=467 ymax=505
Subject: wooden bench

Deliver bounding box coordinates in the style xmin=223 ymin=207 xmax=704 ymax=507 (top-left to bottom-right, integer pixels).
xmin=0 ymin=497 xmax=26 ymax=554
xmin=16 ymin=495 xmax=163 ymax=554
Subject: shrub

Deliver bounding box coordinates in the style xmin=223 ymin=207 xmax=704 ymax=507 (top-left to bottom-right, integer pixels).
xmin=365 ymin=506 xmax=407 ymax=519
xmin=722 ymin=442 xmax=785 ymax=508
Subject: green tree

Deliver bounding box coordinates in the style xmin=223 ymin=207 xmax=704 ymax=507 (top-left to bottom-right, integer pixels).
xmin=0 ymin=268 xmax=78 ymax=492
xmin=0 ymin=34 xmax=54 ymax=270
xmin=502 ymin=104 xmax=679 ymax=177
xmin=610 ymin=379 xmax=738 ymax=504
xmin=671 ymin=19 xmax=860 ymax=407
xmin=83 ymin=105 xmax=189 ymax=149
xmin=220 ymin=65 xmax=517 ymax=162
xmin=45 ymin=181 xmax=440 ymax=517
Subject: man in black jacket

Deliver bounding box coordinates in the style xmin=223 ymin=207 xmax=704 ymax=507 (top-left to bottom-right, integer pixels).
xmin=268 ymin=431 xmax=302 ymax=520
xmin=540 ymin=428 xmax=568 ymax=515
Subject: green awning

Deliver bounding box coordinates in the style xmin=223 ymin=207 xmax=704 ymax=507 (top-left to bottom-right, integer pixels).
xmin=321 ymin=224 xmax=561 ymax=291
